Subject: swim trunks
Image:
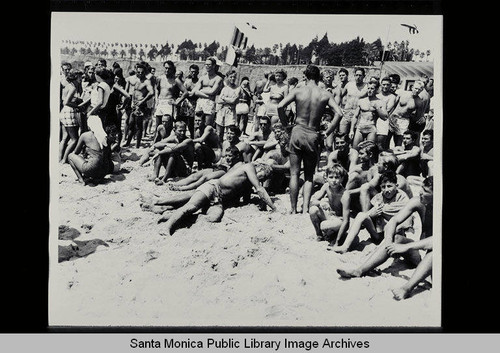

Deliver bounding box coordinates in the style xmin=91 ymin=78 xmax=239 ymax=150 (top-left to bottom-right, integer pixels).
xmin=376 ymin=117 xmax=389 ymax=135
xmin=235 ymin=102 xmax=249 ymax=115
xmin=196 ymin=179 xmax=223 ymax=204
xmin=216 ymin=106 xmax=236 ymax=127
xmin=81 ymin=146 xmax=113 ymax=179
xmin=60 ymin=106 xmax=80 ymax=127
xmin=195 ymin=98 xmax=216 ymax=115
xmin=131 ymin=103 xmax=148 ymax=117
xmin=155 ymin=98 xmax=175 ymax=117
xmin=338 ymin=109 xmax=355 ymax=134
xmin=288 ymin=124 xmax=321 ymax=157
xmin=265 ymin=102 xmax=279 ymax=117
xmin=357 ymin=121 xmax=377 ymax=135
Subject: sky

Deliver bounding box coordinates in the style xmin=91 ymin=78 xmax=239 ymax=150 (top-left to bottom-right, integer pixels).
xmin=51 ymin=12 xmax=442 ymax=53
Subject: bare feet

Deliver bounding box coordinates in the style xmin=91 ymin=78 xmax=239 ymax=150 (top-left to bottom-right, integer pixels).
xmin=332 ymin=245 xmax=348 ymax=254
xmin=141 ymin=203 xmax=173 ymax=214
xmin=392 ymin=287 xmax=411 ymax=301
xmin=158 ymin=211 xmax=173 ymax=223
xmin=154 ymin=178 xmax=164 ymax=186
xmin=336 ymin=267 xmax=362 ymax=278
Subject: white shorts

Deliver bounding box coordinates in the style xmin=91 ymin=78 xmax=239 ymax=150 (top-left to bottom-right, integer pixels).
xmin=155 ymin=98 xmax=175 ymax=117
xmin=376 ymin=118 xmax=389 ymax=135
xmin=216 ymin=106 xmax=236 ymax=127
xmin=195 ymin=98 xmax=216 ymax=115
xmin=236 ymin=103 xmax=249 ymax=115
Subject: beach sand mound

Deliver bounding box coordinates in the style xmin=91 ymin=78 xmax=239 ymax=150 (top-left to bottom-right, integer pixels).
xmin=51 ymin=145 xmax=438 ymax=327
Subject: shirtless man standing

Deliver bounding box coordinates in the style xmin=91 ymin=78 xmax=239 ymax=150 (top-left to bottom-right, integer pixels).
xmin=387 ymin=80 xmax=425 ymax=147
xmin=376 ymin=76 xmax=397 ymax=150
xmin=277 ymin=64 xmax=343 ymax=214
xmin=154 ymin=60 xmax=187 ymax=137
xmin=180 ymin=64 xmax=200 ymax=138
xmin=350 ymin=80 xmax=388 ymax=149
xmin=123 ymin=63 xmax=155 ymax=148
xmin=193 ymin=58 xmax=224 ymax=127
xmin=339 ymin=68 xmax=368 ymax=135
xmin=122 ymin=64 xmax=139 ymax=144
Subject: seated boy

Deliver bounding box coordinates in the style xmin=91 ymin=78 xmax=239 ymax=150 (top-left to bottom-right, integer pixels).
xmin=309 ymin=163 xmax=348 ymax=242
xmin=332 ymin=170 xmax=411 ymax=254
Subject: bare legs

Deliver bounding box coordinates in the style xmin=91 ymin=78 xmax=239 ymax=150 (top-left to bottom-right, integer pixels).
xmin=332 ymin=212 xmax=382 ymax=254
xmin=309 ymin=205 xmax=342 ymax=241
xmin=337 ymin=234 xmax=420 ymax=278
xmin=59 ymin=126 xmax=79 ymax=163
xmin=393 ymin=251 xmax=432 ymax=300
xmin=159 ymin=191 xmax=210 ymax=235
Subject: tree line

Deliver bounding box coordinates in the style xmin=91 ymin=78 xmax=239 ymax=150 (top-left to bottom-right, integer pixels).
xmin=60 ymin=33 xmax=431 ymax=65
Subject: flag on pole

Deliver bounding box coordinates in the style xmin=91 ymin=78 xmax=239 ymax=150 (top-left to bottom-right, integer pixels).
xmin=230 ymin=26 xmax=248 ymax=50
xmin=226 ymin=26 xmax=248 ymax=67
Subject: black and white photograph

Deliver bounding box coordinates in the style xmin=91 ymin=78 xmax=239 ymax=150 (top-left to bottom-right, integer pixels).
xmin=50 ymin=11 xmax=442 ymax=328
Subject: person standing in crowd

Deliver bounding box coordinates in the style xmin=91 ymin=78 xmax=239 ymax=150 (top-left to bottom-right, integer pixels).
xmin=263 ymin=69 xmax=289 ymax=126
xmin=59 ymin=72 xmax=82 ymax=164
xmin=193 ymin=57 xmax=224 ymax=128
xmin=179 ymin=64 xmax=200 ymax=138
xmin=277 ymin=64 xmax=343 ymax=214
xmin=123 ymin=63 xmax=155 ymax=148
xmin=235 ymin=76 xmax=253 ymax=137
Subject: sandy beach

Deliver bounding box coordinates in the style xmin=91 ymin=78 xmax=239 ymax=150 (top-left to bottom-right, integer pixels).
xmin=49 ymin=138 xmax=440 ymax=328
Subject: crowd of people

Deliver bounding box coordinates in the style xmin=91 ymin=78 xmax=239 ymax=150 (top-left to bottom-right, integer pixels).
xmin=59 ymin=56 xmax=436 ymax=301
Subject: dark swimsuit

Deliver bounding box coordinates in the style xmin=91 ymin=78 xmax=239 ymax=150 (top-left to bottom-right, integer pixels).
xmin=81 ymin=146 xmax=113 ymax=179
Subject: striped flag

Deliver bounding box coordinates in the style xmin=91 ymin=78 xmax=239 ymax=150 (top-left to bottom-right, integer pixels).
xmin=226 ymin=26 xmax=249 ymax=67
xmin=230 ymin=26 xmax=248 ymax=49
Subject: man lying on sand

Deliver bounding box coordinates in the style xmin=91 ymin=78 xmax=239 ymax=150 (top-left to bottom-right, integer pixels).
xmin=142 ymin=146 xmax=276 ymax=235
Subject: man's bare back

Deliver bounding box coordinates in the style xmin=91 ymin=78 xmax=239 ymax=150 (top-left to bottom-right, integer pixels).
xmin=293 ymin=83 xmax=339 ymax=130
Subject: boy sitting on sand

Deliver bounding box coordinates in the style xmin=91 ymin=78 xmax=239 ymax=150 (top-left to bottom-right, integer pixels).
xmin=336 ymin=176 xmax=434 ymax=302
xmin=309 ymin=163 xmax=348 ymax=242
xmin=332 ymin=170 xmax=411 ymax=254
